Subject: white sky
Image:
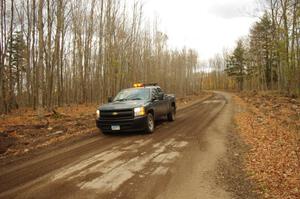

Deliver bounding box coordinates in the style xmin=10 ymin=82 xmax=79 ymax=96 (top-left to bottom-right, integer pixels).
xmin=142 ymin=0 xmax=263 ymax=61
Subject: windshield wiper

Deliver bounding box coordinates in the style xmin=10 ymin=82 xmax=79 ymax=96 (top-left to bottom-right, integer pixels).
xmin=129 ymin=98 xmax=143 ymax=100
xmin=115 ymin=98 xmax=127 ymax=102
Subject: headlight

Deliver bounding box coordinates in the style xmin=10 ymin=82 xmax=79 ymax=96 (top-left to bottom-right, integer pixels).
xmin=134 ymin=107 xmax=145 ymax=117
xmin=96 ymin=110 xmax=100 ymax=118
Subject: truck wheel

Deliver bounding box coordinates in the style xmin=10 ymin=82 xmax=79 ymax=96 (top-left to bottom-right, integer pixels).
xmin=167 ymin=106 xmax=175 ymax=121
xmin=146 ymin=113 xmax=155 ymax=133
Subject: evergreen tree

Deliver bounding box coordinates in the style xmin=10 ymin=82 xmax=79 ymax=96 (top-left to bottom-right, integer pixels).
xmin=6 ymin=31 xmax=27 ymax=109
xmin=249 ymin=13 xmax=276 ymax=90
xmin=225 ymin=40 xmax=247 ymax=91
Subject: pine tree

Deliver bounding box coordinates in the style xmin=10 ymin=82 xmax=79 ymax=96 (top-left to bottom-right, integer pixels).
xmin=225 ymin=40 xmax=247 ymax=91
xmin=6 ymin=31 xmax=27 ymax=109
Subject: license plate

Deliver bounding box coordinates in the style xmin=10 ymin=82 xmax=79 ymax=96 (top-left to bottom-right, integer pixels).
xmin=111 ymin=125 xmax=120 ymax=131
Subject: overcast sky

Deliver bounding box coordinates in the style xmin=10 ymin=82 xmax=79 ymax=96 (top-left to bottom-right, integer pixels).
xmin=142 ymin=0 xmax=263 ymax=61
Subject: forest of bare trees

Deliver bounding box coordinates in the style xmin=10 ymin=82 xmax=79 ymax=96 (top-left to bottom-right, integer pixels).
xmin=1 ymin=0 xmax=299 ymax=115
xmin=208 ymin=0 xmax=300 ymax=96
xmin=0 ymin=0 xmax=202 ymax=114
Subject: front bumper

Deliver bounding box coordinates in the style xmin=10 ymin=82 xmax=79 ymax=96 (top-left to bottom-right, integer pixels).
xmin=96 ymin=116 xmax=148 ymax=132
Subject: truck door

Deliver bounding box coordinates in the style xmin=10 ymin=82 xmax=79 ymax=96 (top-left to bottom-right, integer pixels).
xmin=152 ymin=88 xmax=164 ymax=117
xmin=157 ymin=87 xmax=169 ymax=114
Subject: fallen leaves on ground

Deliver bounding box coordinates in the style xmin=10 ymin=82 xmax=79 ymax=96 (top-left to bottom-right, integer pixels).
xmin=0 ymin=103 xmax=98 ymax=161
xmin=233 ymin=91 xmax=300 ymax=199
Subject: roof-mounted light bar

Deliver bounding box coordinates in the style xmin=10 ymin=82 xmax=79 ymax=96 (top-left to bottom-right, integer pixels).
xmin=133 ymin=83 xmax=157 ymax=88
xmin=133 ymin=83 xmax=144 ymax=88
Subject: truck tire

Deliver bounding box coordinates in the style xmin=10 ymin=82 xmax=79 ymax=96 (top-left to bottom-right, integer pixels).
xmin=146 ymin=113 xmax=155 ymax=133
xmin=167 ymin=106 xmax=175 ymax=121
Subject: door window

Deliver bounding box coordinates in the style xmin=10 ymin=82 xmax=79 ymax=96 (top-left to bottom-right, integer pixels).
xmin=152 ymin=88 xmax=159 ymax=99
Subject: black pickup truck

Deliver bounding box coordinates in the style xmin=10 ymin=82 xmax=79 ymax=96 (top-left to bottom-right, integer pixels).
xmin=96 ymin=83 xmax=176 ymax=134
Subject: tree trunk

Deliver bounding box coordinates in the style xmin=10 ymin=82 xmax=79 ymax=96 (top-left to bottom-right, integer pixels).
xmin=37 ymin=0 xmax=44 ymax=116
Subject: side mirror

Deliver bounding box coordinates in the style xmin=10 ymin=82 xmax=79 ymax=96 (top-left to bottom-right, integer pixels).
xmin=158 ymin=93 xmax=164 ymax=100
xmin=108 ymin=97 xmax=113 ymax=103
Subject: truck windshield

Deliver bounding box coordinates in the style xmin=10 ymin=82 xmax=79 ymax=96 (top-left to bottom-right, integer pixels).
xmin=113 ymin=88 xmax=150 ymax=101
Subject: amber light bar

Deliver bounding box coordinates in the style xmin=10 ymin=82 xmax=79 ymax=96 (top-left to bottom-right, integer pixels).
xmin=133 ymin=83 xmax=144 ymax=88
xmin=133 ymin=83 xmax=158 ymax=88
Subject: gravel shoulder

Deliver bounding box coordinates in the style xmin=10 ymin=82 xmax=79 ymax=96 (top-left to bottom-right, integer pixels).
xmin=216 ymin=126 xmax=262 ymax=199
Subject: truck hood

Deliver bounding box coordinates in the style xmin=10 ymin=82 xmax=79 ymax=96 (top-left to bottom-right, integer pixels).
xmin=99 ymin=100 xmax=148 ymax=111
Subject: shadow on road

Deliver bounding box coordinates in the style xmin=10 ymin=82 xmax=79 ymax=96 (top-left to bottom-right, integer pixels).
xmin=100 ymin=118 xmax=168 ymax=137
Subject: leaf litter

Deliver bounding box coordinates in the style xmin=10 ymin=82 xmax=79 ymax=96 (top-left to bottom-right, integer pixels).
xmin=233 ymin=91 xmax=300 ymax=199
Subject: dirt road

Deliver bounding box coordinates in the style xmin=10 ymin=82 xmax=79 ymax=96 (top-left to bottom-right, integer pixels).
xmin=0 ymin=92 xmax=243 ymax=199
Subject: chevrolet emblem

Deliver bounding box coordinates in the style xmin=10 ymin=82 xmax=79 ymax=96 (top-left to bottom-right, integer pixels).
xmin=112 ymin=112 xmax=118 ymax=116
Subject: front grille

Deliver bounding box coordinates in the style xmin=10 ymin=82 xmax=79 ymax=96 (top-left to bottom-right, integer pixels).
xmin=100 ymin=109 xmax=134 ymax=120
xmin=98 ymin=120 xmax=134 ymax=131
